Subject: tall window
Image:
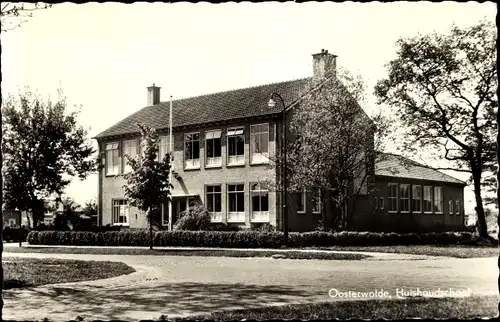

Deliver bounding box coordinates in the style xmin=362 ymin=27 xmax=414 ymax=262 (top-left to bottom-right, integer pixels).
xmin=184 ymin=133 xmax=200 ymax=169
xmin=205 ymin=130 xmax=222 ymax=166
xmin=251 ymin=182 xmax=269 ymax=221
xmin=312 ymin=188 xmax=322 ymax=213
xmin=206 ymin=185 xmax=222 ymax=222
xmin=423 ymin=186 xmax=433 ymax=213
xmin=122 ymin=139 xmax=137 ymax=173
xmin=388 ymin=183 xmax=398 ymax=212
xmin=227 ymin=127 xmax=245 ymax=165
xmin=105 ymin=143 xmax=119 ymax=175
xmin=449 ymin=200 xmax=454 ymax=215
xmin=434 ymin=186 xmax=443 ymax=213
xmin=157 ymin=136 xmax=170 ymax=162
xmin=412 ymin=185 xmax=422 ymax=213
xmin=378 ymin=197 xmax=384 ymax=210
xmin=297 ymin=189 xmax=306 ymax=213
xmin=112 ymin=199 xmax=129 ymax=225
xmin=399 ymin=184 xmax=410 ymax=212
xmin=250 ymin=124 xmax=269 ymax=163
xmin=228 ymin=184 xmax=244 ymax=222
xmin=455 ymin=200 xmax=460 ymax=215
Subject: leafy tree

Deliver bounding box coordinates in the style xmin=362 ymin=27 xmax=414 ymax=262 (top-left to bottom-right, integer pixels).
xmin=1 ymin=2 xmax=51 ymax=32
xmin=82 ymin=199 xmax=98 ymax=225
xmin=374 ymin=20 xmax=497 ymax=240
xmin=269 ymin=68 xmax=389 ymax=231
xmin=122 ymin=124 xmax=173 ymax=249
xmin=2 ymin=88 xmax=97 ymax=228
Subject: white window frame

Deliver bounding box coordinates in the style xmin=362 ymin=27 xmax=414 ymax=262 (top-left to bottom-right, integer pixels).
xmin=122 ymin=139 xmax=138 ymax=174
xmin=250 ymin=123 xmax=269 ymax=164
xmin=227 ymin=184 xmax=245 ymax=222
xmin=105 ymin=142 xmax=120 ymax=176
xmin=250 ymin=182 xmax=269 ymax=222
xmin=297 ymin=189 xmax=306 ymax=214
xmin=184 ymin=132 xmax=200 ymax=169
xmin=449 ymin=200 xmax=454 ymax=215
xmin=434 ymin=186 xmax=443 ymax=214
xmin=412 ymin=185 xmax=422 ymax=213
xmin=423 ymin=186 xmax=433 ymax=213
xmin=455 ymin=200 xmax=461 ymax=215
xmin=227 ymin=126 xmax=245 ymax=166
xmin=312 ymin=188 xmax=322 ymax=214
xmin=112 ymin=199 xmax=129 ymax=226
xmin=205 ymin=130 xmax=222 ymax=167
xmin=388 ymin=183 xmax=398 ymax=213
xmin=206 ymin=185 xmax=222 ymax=222
xmin=399 ymin=184 xmax=410 ymax=213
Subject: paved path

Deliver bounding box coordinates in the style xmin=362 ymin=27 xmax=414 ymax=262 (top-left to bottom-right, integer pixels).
xmin=2 ymin=252 xmax=497 ymax=321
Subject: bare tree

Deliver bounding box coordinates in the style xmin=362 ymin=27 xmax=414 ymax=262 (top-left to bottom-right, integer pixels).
xmin=1 ymin=2 xmax=51 ymax=32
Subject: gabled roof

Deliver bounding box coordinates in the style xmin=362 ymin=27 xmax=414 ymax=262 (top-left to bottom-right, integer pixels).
xmin=375 ymin=153 xmax=466 ymax=185
xmin=95 ymin=78 xmax=311 ymax=139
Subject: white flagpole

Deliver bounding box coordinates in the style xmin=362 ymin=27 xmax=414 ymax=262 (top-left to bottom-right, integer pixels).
xmin=168 ymin=95 xmax=173 ymax=231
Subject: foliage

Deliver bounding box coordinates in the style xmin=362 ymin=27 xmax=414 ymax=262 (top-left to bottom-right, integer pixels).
xmin=269 ymin=67 xmax=389 ymax=230
xmin=0 ymin=2 xmax=51 ymax=32
xmin=2 ymin=226 xmax=30 ymax=242
xmin=2 ymin=88 xmax=97 ymax=228
xmin=27 ymin=230 xmax=478 ymax=247
xmin=82 ymin=199 xmax=98 ymax=218
xmin=173 ymin=205 xmax=212 ymax=231
xmin=374 ymin=20 xmax=497 ymax=239
xmin=122 ymin=124 xmax=173 ymax=227
xmin=250 ymin=222 xmax=276 ymax=232
xmin=208 ymin=223 xmax=241 ymax=232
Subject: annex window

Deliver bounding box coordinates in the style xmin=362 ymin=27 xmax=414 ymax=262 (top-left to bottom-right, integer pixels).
xmin=399 ymin=184 xmax=410 ymax=213
xmin=378 ymin=197 xmax=384 ymax=210
xmin=184 ymin=133 xmax=200 ymax=169
xmin=251 ymin=182 xmax=269 ymax=222
xmin=250 ymin=124 xmax=269 ymax=163
xmin=206 ymin=185 xmax=222 ymax=222
xmin=412 ymin=185 xmax=422 ymax=213
xmin=423 ymin=186 xmax=433 ymax=213
xmin=449 ymin=200 xmax=454 ymax=215
xmin=312 ymin=188 xmax=322 ymax=213
xmin=455 ymin=200 xmax=460 ymax=215
xmin=297 ymin=189 xmax=306 ymax=214
xmin=434 ymin=186 xmax=443 ymax=213
xmin=122 ymin=139 xmax=138 ymax=173
xmin=105 ymin=142 xmax=119 ymax=175
xmin=388 ymin=183 xmax=398 ymax=212
xmin=157 ymin=136 xmax=171 ymax=162
xmin=205 ymin=130 xmax=222 ymax=167
xmin=112 ymin=199 xmax=129 ymax=225
xmin=228 ymin=184 xmax=245 ymax=222
xmin=227 ymin=127 xmax=245 ymax=165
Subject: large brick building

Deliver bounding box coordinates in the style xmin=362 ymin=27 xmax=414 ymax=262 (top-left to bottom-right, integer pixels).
xmin=94 ymin=50 xmax=466 ymax=232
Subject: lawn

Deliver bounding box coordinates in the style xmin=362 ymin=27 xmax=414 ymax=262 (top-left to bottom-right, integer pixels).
xmin=171 ymin=295 xmax=499 ymax=321
xmin=2 ymin=247 xmax=370 ymax=260
xmin=2 ymin=257 xmax=136 ymax=289
xmin=313 ymin=245 xmax=499 ymax=258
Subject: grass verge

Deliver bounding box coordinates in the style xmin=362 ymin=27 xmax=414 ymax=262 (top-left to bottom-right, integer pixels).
xmin=312 ymin=245 xmax=498 ymax=258
xmin=2 ymin=257 xmax=135 ymax=290
xmin=169 ymin=296 xmax=499 ymax=321
xmin=2 ymin=247 xmax=369 ymax=260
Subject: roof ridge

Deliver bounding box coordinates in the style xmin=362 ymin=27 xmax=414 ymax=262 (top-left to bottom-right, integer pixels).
xmin=155 ymin=76 xmax=311 ymax=104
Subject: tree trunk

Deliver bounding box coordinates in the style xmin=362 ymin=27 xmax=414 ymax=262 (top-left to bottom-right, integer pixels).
xmin=472 ymin=168 xmax=489 ymax=240
xmin=148 ymin=208 xmax=153 ymax=250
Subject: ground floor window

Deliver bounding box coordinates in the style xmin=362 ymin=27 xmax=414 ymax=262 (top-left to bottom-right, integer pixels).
xmin=206 ymin=185 xmax=222 ymax=221
xmin=251 ymin=182 xmax=269 ymax=222
xmin=399 ymin=184 xmax=410 ymax=212
xmin=388 ymin=183 xmax=398 ymax=212
xmin=412 ymin=185 xmax=422 ymax=212
xmin=423 ymin=186 xmax=433 ymax=213
xmin=434 ymin=186 xmax=443 ymax=213
xmin=112 ymin=199 xmax=129 ymax=225
xmin=297 ymin=189 xmax=306 ymax=213
xmin=455 ymin=200 xmax=461 ymax=215
xmin=228 ymin=184 xmax=244 ymax=222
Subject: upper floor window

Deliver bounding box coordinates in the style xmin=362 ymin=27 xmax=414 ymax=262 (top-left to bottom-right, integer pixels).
xmin=434 ymin=186 xmax=443 ymax=213
xmin=412 ymin=185 xmax=422 ymax=213
xmin=388 ymin=183 xmax=398 ymax=212
xmin=112 ymin=199 xmax=129 ymax=225
xmin=312 ymin=187 xmax=322 ymax=213
xmin=184 ymin=132 xmax=200 ymax=169
xmin=157 ymin=136 xmax=171 ymax=162
xmin=251 ymin=182 xmax=269 ymax=222
xmin=206 ymin=185 xmax=222 ymax=222
xmin=227 ymin=127 xmax=245 ymax=165
xmin=423 ymin=186 xmax=433 ymax=213
xmin=205 ymin=130 xmax=222 ymax=167
xmin=297 ymin=189 xmax=306 ymax=214
xmin=122 ymin=139 xmax=138 ymax=174
xmin=105 ymin=142 xmax=119 ymax=175
xmin=399 ymin=184 xmax=410 ymax=213
xmin=250 ymin=124 xmax=269 ymax=163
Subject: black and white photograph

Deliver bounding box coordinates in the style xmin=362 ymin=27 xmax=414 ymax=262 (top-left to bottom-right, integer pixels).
xmin=0 ymin=1 xmax=498 ymax=321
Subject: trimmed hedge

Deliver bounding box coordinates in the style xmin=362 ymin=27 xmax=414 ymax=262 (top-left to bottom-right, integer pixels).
xmin=26 ymin=230 xmax=477 ymax=247
xmin=3 ymin=227 xmax=30 ymax=242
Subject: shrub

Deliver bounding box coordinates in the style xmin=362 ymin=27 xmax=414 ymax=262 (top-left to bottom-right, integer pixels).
xmin=208 ymin=223 xmax=241 ymax=232
xmin=2 ymin=226 xmax=30 ymax=242
xmin=173 ymin=205 xmax=212 ymax=231
xmin=250 ymin=222 xmax=276 ymax=232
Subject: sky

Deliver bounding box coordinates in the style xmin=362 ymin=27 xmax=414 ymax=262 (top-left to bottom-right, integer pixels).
xmin=1 ymin=2 xmax=496 ymax=213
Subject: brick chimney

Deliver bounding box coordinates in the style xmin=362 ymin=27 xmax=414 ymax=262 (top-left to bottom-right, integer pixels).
xmin=147 ymin=83 xmax=161 ymax=106
xmin=312 ymin=49 xmax=337 ymax=79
